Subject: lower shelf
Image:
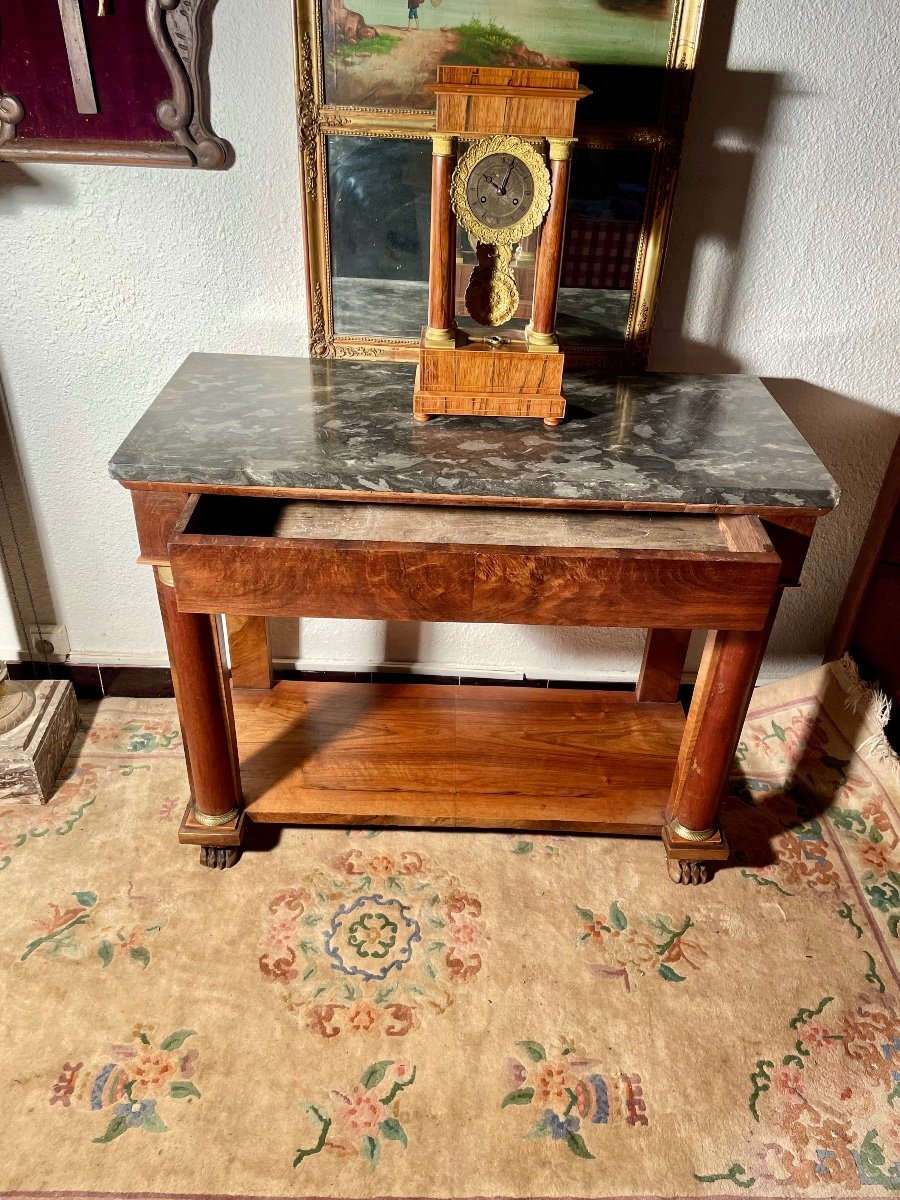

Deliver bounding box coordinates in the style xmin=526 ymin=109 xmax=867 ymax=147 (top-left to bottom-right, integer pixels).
xmin=233 ymin=681 xmax=683 ymax=834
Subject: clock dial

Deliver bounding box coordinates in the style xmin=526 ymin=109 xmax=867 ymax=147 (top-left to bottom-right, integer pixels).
xmin=465 ymin=152 xmax=535 ymax=230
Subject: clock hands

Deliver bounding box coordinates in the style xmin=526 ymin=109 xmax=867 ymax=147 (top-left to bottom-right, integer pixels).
xmin=480 ymin=161 xmax=517 ymax=203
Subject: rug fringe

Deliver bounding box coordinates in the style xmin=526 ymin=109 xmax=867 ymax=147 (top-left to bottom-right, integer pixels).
xmin=833 ymin=652 xmax=900 ymax=784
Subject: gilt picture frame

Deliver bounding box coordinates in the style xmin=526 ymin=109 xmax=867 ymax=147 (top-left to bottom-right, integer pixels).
xmin=294 ymin=0 xmax=705 ymax=365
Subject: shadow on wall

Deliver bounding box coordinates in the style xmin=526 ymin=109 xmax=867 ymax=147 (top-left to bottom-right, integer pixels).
xmin=652 ymin=0 xmax=779 ymax=373
xmin=762 ymin=381 xmax=900 ymax=668
xmin=651 ymin=0 xmax=899 ymax=674
xmin=0 ymin=368 xmax=59 ymax=668
xmin=0 ymin=162 xmax=73 ymax=213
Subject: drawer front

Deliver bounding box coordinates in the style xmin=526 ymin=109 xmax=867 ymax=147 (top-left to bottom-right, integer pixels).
xmin=168 ymin=497 xmax=782 ymax=630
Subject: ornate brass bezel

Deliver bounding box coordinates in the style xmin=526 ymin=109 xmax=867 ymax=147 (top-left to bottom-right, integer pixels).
xmin=450 ymin=135 xmax=552 ymax=249
xmin=293 ymin=0 xmax=706 ymax=365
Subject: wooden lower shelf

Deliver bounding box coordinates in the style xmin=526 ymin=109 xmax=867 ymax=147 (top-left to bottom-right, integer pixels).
xmin=233 ymin=681 xmax=683 ymax=834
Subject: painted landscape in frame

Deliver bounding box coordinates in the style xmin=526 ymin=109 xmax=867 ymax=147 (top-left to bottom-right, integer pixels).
xmin=322 ymin=0 xmax=676 ymax=110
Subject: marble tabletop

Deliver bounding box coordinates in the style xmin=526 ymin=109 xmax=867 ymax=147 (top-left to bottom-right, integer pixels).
xmin=109 ymin=354 xmax=838 ymax=512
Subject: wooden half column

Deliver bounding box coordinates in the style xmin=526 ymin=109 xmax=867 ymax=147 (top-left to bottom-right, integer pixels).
xmin=424 ymin=133 xmax=458 ymax=349
xmin=663 ymin=593 xmax=783 ymax=881
xmin=155 ymin=567 xmax=244 ymax=867
xmin=528 ymin=137 xmax=575 ymax=350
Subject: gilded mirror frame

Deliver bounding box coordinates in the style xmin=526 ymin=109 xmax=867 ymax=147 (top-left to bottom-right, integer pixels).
xmin=293 ymin=0 xmax=704 ymax=366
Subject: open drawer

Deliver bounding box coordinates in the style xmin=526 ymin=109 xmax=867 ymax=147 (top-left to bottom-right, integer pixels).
xmin=167 ymin=495 xmax=781 ymax=629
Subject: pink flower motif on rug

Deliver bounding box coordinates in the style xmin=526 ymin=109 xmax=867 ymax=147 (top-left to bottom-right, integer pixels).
xmin=574 ymin=900 xmax=707 ymax=990
xmin=502 ymin=1038 xmax=649 ymax=1160
xmin=20 ymin=888 xmax=163 ymax=968
xmin=695 ymin=981 xmax=900 ymax=1192
xmin=258 ymin=850 xmax=486 ymax=1038
xmin=293 ymin=1059 xmax=416 ymax=1170
xmin=49 ymin=1024 xmax=200 ymax=1142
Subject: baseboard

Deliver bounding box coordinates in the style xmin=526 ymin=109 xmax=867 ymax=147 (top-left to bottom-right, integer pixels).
xmin=7 ymin=660 xmax=687 ymax=703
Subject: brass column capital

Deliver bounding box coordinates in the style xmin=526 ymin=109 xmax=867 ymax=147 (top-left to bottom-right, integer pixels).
xmin=432 ymin=133 xmax=457 ymax=157
xmin=547 ymin=137 xmax=577 ymax=162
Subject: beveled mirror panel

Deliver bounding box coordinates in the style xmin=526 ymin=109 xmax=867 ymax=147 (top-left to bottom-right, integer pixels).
xmin=329 ymin=135 xmax=431 ymax=339
xmin=297 ymin=0 xmax=705 ymax=364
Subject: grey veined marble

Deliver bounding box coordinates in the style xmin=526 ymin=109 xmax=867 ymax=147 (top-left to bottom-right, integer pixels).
xmin=109 ymin=354 xmax=838 ymax=511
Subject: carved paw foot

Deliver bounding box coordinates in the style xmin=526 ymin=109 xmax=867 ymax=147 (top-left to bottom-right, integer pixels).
xmin=667 ymin=858 xmax=708 ymax=885
xmin=200 ymin=846 xmax=240 ymax=870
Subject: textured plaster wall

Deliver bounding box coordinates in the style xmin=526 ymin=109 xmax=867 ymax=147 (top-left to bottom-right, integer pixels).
xmin=1 ymin=0 xmax=898 ymax=682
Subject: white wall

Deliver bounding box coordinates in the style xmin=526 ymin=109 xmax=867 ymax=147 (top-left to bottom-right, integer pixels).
xmin=1 ymin=0 xmax=898 ymax=682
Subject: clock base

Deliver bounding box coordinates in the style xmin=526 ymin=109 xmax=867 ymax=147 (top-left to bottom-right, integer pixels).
xmin=413 ymin=370 xmax=566 ymax=424
xmin=413 ymin=333 xmax=566 ymax=424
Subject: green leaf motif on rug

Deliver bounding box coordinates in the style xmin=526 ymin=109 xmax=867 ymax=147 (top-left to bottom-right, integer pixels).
xmin=55 ymin=1024 xmax=202 ymax=1144
xmin=566 ymin=1132 xmax=594 ymax=1159
xmin=748 ymin=1060 xmax=774 ymax=1121
xmin=837 ymin=901 xmax=864 ymax=938
xmin=1 ymin=798 xmax=95 ymax=873
xmin=293 ymin=1061 xmax=416 ymax=1169
xmin=703 ymin=978 xmax=900 ymax=1192
xmin=574 ymin=902 xmax=705 ymax=991
xmin=517 ymin=1040 xmax=547 ymax=1062
xmin=93 ymin=1115 xmax=128 ymax=1144
xmin=380 ymin=1117 xmax=407 ymax=1147
xmin=160 ymin=1029 xmax=196 ymax=1052
xmin=864 ymin=951 xmax=886 ymax=993
xmin=857 ymin=1130 xmax=900 ymax=1191
xmin=360 ymin=1060 xmax=392 ymax=1089
xmin=502 ymin=1037 xmax=648 ymax=1158
xmin=739 ymin=868 xmax=793 ymax=897
xmin=21 ymin=890 xmax=163 ymax=969
xmin=694 ymin=1163 xmax=755 ymax=1189
xmin=260 ymin=849 xmax=486 ymax=1040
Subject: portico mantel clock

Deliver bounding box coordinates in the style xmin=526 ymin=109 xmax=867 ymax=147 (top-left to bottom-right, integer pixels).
xmin=413 ymin=66 xmax=589 ymax=427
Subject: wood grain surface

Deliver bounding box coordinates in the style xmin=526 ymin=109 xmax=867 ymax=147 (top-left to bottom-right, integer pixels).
xmin=421 ymin=344 xmax=564 ymax=396
xmin=234 ymin=681 xmax=681 ymax=833
xmin=636 ymin=628 xmax=692 ymax=702
xmin=168 ymin=498 xmax=780 ymax=629
xmin=225 ymin=615 xmax=273 ymax=690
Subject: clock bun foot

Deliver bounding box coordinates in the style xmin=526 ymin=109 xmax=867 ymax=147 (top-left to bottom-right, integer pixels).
xmin=543 ymin=416 xmax=562 ymax=428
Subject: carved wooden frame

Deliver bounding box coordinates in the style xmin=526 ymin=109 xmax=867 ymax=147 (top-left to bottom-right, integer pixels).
xmin=294 ymin=0 xmax=704 ymax=365
xmin=0 ymin=0 xmax=228 ymax=169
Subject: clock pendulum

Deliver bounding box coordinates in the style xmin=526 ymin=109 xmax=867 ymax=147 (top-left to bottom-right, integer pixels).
xmin=413 ymin=67 xmax=589 ymax=426
xmin=452 ymin=135 xmax=551 ymax=328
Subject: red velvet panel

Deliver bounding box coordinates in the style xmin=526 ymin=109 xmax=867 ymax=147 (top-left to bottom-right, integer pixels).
xmin=0 ymin=0 xmax=172 ymax=141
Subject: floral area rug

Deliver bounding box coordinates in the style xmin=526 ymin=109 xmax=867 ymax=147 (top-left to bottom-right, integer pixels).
xmin=1 ymin=660 xmax=900 ymax=1200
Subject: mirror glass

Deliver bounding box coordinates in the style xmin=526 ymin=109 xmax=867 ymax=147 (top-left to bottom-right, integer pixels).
xmin=328 ymin=136 xmax=652 ymax=346
xmin=557 ymin=147 xmax=652 ymax=346
xmin=328 ymin=135 xmax=431 ymax=338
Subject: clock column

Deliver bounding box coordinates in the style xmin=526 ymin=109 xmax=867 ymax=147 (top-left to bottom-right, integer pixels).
xmin=424 ymin=133 xmax=458 ymax=349
xmin=528 ymin=137 xmax=575 ymax=352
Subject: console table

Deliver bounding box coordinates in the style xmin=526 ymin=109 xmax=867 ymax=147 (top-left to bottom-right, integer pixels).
xmin=109 ymin=355 xmax=838 ymax=882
